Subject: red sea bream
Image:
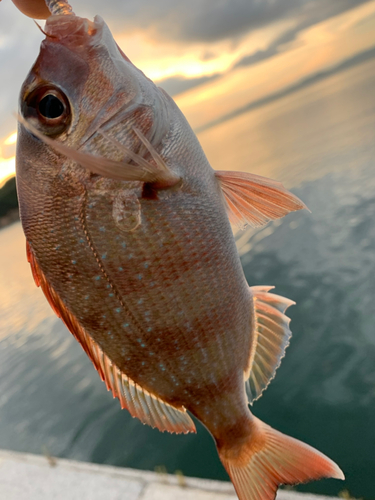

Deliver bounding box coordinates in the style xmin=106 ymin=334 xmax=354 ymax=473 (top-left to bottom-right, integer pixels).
xmin=14 ymin=2 xmax=344 ymax=499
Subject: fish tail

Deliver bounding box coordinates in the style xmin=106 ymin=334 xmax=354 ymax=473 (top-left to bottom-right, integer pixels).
xmin=217 ymin=415 xmax=344 ymax=500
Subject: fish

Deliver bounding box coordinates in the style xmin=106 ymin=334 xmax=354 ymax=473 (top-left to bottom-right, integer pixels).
xmin=14 ymin=1 xmax=344 ymax=499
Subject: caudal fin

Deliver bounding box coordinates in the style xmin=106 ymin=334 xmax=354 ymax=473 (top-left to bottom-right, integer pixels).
xmin=218 ymin=416 xmax=344 ymax=500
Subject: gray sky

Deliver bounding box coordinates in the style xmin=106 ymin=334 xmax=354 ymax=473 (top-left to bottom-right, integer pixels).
xmin=77 ymin=0 xmax=371 ymax=42
xmin=0 ymin=0 xmax=372 ymax=140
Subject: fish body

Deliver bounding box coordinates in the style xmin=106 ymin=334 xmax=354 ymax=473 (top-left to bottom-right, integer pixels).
xmin=16 ymin=12 xmax=343 ymax=500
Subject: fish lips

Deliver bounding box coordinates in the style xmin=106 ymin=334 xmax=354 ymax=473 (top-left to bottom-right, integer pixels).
xmin=44 ymin=14 xmax=104 ymax=51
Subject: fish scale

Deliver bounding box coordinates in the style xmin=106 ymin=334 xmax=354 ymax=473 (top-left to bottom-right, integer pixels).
xmin=82 ymin=187 xmax=248 ymax=403
xmin=15 ymin=7 xmax=343 ymax=500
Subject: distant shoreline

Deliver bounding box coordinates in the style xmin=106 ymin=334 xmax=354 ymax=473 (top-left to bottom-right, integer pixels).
xmin=0 ymin=209 xmax=19 ymax=229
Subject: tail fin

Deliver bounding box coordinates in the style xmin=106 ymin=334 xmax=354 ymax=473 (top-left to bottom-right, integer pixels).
xmin=218 ymin=416 xmax=344 ymax=500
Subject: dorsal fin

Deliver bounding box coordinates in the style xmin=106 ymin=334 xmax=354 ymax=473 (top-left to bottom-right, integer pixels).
xmin=245 ymin=286 xmax=295 ymax=404
xmin=215 ymin=171 xmax=308 ymax=230
xmin=26 ymin=241 xmax=196 ymax=434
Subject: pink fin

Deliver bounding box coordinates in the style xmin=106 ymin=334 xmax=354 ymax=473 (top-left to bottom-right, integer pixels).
xmin=26 ymin=241 xmax=196 ymax=435
xmin=18 ymin=114 xmax=180 ymax=188
xmin=219 ymin=416 xmax=344 ymax=500
xmin=245 ymin=286 xmax=295 ymax=404
xmin=215 ymin=171 xmax=308 ymax=229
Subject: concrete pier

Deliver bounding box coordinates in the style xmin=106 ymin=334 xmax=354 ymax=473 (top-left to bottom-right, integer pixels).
xmin=0 ymin=449 xmax=338 ymax=500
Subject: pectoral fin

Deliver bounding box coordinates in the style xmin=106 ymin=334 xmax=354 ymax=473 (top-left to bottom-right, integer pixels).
xmin=215 ymin=170 xmax=308 ymax=229
xmin=26 ymin=241 xmax=195 ymax=435
xmin=18 ymin=115 xmax=180 ymax=188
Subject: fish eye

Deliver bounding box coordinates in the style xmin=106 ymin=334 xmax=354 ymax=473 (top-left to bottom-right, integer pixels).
xmin=38 ymin=94 xmax=65 ymax=119
xmin=22 ymin=85 xmax=71 ymax=136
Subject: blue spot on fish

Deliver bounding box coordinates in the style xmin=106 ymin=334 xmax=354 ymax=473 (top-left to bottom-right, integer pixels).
xmin=138 ymin=274 xmax=143 ymax=280
xmin=115 ymin=308 xmax=121 ymax=313
xmin=109 ymin=293 xmax=114 ymax=298
xmin=123 ymin=323 xmax=129 ymax=328
xmin=85 ymin=295 xmax=89 ymax=300
xmin=102 ymin=253 xmax=107 ymax=259
xmin=141 ymin=344 xmax=145 ymax=348
xmin=79 ymin=238 xmax=85 ymax=244
xmin=144 ymin=263 xmax=149 ymax=269
xmin=99 ymin=227 xmax=106 ymax=232
xmin=145 ymin=311 xmax=150 ymax=316
xmin=121 ymin=242 xmax=126 ymax=248
xmin=138 ymin=298 xmax=143 ymax=305
xmin=147 ymin=327 xmax=152 ymax=332
xmin=118 ymin=267 xmax=123 ymax=271
xmin=72 ymin=260 xmax=77 ymax=265
xmin=95 ymin=276 xmax=101 ymax=281
xmin=55 ymin=245 xmax=61 ymax=251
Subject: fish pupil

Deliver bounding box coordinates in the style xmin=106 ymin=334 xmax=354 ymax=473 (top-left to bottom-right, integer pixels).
xmin=38 ymin=94 xmax=65 ymax=119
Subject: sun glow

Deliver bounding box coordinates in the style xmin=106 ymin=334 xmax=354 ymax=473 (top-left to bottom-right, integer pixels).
xmin=114 ymin=19 xmax=296 ymax=83
xmin=0 ymin=131 xmax=17 ymax=187
xmin=4 ymin=131 xmax=17 ymax=146
xmin=0 ymin=156 xmax=15 ymax=188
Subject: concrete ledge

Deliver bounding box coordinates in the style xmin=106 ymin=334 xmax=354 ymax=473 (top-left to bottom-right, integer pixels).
xmin=0 ymin=449 xmax=337 ymax=500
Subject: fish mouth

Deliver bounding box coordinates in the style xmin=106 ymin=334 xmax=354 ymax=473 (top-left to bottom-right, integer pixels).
xmin=44 ymin=14 xmax=104 ymax=49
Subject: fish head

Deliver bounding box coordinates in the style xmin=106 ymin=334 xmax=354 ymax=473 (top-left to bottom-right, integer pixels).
xmin=16 ymin=13 xmax=167 ymax=229
xmin=18 ymin=13 xmax=145 ymax=150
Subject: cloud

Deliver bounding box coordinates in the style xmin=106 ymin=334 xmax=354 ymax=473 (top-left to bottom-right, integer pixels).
xmin=157 ymin=74 xmax=220 ymax=96
xmin=0 ymin=0 xmax=372 ymax=138
xmin=234 ymin=0 xmax=372 ymax=69
xmin=76 ymin=0 xmax=372 ymax=43
xmin=196 ymin=43 xmax=375 ymax=133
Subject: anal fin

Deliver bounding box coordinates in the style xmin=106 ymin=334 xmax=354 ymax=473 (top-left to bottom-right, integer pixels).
xmin=26 ymin=241 xmax=196 ymax=435
xmin=246 ymin=286 xmax=295 ymax=403
xmin=215 ymin=170 xmax=308 ymax=229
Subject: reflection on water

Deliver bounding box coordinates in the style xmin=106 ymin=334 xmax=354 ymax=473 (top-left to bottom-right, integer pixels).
xmin=199 ymin=58 xmax=375 ymax=187
xmin=0 ymin=59 xmax=374 ymax=499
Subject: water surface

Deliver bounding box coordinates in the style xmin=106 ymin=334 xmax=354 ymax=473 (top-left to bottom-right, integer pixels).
xmin=0 ymin=58 xmax=374 ymax=499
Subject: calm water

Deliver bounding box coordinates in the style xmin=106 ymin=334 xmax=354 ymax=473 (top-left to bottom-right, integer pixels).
xmin=1 ymin=59 xmax=375 ymax=499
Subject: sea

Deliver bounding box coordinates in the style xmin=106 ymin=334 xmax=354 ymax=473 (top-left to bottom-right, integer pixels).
xmin=0 ymin=56 xmax=374 ymax=499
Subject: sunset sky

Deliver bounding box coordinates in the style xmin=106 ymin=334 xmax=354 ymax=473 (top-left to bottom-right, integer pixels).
xmin=1 ymin=0 xmax=375 ymax=186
